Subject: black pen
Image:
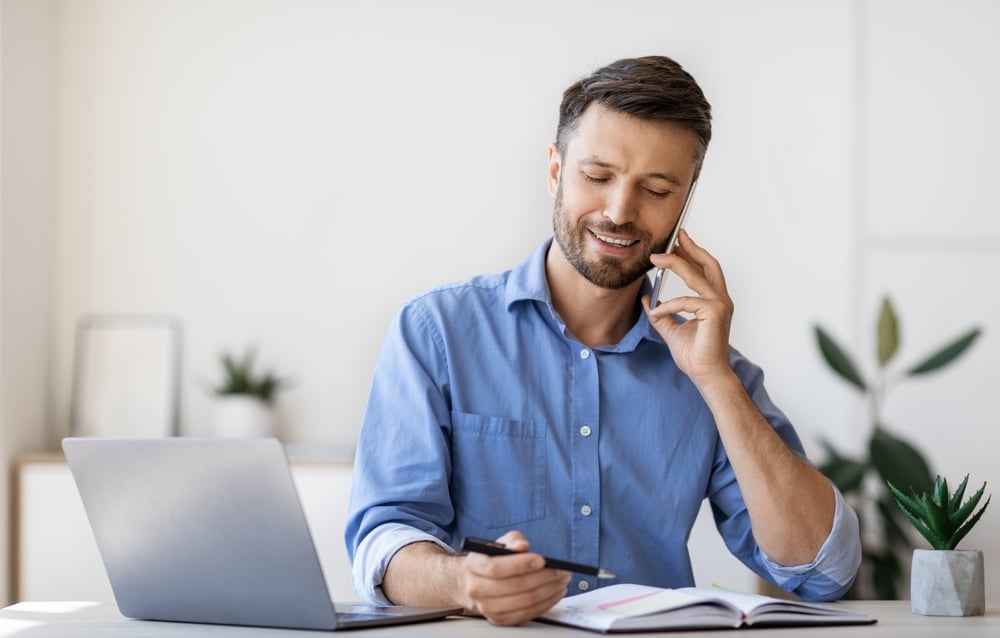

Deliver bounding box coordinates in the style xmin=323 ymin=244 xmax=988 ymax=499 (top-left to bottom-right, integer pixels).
xmin=461 ymin=537 xmax=616 ymax=579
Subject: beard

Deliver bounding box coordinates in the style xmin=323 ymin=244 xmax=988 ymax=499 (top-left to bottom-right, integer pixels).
xmin=551 ymin=185 xmax=668 ymax=290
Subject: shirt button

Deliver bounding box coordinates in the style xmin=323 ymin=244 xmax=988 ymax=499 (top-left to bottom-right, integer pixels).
xmin=578 ymin=580 xmax=590 ymax=591
xmin=579 ymin=425 xmax=592 ymax=437
xmin=580 ymin=349 xmax=590 ymax=359
xmin=581 ymin=504 xmax=593 ymax=516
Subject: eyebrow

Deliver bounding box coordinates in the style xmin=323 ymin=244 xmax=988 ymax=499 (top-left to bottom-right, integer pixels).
xmin=579 ymin=157 xmax=684 ymax=187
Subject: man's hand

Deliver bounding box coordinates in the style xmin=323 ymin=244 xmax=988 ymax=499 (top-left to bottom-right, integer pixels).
xmin=642 ymin=229 xmax=735 ymax=389
xmin=381 ymin=531 xmax=569 ymax=627
xmin=461 ymin=531 xmax=571 ymax=626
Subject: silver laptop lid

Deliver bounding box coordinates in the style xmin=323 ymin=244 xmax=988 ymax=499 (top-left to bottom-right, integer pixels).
xmin=63 ymin=437 xmax=339 ymax=630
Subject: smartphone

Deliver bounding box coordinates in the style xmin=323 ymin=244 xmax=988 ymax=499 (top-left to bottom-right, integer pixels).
xmin=649 ymin=180 xmax=698 ymax=310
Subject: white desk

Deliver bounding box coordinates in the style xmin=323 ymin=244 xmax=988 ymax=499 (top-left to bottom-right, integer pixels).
xmin=1 ymin=601 xmax=998 ymax=637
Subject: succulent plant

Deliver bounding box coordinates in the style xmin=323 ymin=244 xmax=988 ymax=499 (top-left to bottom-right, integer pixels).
xmin=213 ymin=348 xmax=286 ymax=405
xmin=887 ymin=475 xmax=991 ymax=551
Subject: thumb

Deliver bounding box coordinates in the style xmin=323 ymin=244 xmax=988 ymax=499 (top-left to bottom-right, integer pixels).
xmin=495 ymin=530 xmax=530 ymax=552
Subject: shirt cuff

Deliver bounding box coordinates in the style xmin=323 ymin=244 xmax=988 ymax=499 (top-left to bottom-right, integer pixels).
xmin=759 ymin=481 xmax=862 ymax=589
xmin=351 ymin=523 xmax=457 ymax=605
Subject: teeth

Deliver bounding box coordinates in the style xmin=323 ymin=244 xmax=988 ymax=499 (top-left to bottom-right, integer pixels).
xmin=595 ymin=232 xmax=637 ymax=247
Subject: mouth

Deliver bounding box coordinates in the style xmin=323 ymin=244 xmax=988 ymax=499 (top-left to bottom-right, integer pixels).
xmin=592 ymin=230 xmax=639 ymax=248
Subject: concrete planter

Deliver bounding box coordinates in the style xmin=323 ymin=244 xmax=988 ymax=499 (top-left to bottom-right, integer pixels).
xmin=212 ymin=395 xmax=275 ymax=438
xmin=910 ymin=549 xmax=985 ymax=616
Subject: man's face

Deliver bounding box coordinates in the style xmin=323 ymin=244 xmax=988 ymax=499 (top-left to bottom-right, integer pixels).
xmin=548 ymin=103 xmax=699 ymax=290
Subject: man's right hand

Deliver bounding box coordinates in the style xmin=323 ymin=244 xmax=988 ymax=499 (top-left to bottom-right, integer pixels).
xmin=460 ymin=530 xmax=571 ymax=626
xmin=381 ymin=530 xmax=570 ymax=627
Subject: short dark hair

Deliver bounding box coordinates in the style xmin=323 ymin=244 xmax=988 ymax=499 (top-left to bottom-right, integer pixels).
xmin=556 ymin=56 xmax=712 ymax=178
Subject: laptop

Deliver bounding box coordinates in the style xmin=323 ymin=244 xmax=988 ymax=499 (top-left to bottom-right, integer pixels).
xmin=62 ymin=437 xmax=462 ymax=630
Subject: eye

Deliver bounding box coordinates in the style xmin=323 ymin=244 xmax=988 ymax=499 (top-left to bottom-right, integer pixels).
xmin=583 ymin=172 xmax=610 ymax=184
xmin=645 ymin=188 xmax=669 ymax=199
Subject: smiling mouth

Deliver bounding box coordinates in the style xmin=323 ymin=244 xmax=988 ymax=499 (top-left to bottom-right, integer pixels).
xmin=593 ymin=231 xmax=638 ymax=248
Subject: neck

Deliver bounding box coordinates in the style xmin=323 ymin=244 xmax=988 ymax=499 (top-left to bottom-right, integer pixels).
xmin=545 ymin=244 xmax=644 ymax=348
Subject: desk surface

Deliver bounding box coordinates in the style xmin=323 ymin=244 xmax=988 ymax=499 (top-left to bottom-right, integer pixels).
xmin=1 ymin=601 xmax=999 ymax=637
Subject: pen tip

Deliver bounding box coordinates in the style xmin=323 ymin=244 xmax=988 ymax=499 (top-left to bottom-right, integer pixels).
xmin=598 ymin=570 xmax=617 ymax=579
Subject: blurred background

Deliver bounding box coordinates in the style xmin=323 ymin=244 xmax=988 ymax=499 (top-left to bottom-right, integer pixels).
xmin=2 ymin=0 xmax=997 ymax=605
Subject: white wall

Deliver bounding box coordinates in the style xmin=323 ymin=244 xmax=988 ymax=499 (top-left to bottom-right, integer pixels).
xmin=858 ymin=0 xmax=1000 ymax=575
xmin=48 ymin=0 xmax=860 ymax=450
xmin=1 ymin=0 xmax=55 ymax=606
xmin=2 ymin=0 xmax=998 ymax=602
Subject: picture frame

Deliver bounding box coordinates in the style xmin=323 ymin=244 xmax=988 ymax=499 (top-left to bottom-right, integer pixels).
xmin=70 ymin=315 xmax=182 ymax=437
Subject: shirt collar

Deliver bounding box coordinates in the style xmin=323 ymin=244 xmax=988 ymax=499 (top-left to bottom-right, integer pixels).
xmin=505 ymin=237 xmax=664 ymax=349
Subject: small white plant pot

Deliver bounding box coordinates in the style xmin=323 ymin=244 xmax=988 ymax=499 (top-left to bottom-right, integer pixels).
xmin=910 ymin=548 xmax=985 ymax=616
xmin=212 ymin=395 xmax=275 ymax=438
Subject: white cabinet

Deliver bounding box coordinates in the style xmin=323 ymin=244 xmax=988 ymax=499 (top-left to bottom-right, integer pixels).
xmin=13 ymin=452 xmax=357 ymax=604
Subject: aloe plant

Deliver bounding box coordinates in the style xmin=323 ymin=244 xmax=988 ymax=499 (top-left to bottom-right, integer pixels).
xmin=887 ymin=475 xmax=990 ymax=551
xmin=814 ymin=295 xmax=981 ymax=598
xmin=213 ymin=348 xmax=286 ymax=405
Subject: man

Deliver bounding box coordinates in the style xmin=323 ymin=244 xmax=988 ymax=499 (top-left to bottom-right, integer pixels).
xmin=345 ymin=56 xmax=861 ymax=626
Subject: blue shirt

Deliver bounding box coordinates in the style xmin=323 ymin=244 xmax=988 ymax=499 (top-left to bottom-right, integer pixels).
xmin=345 ymin=238 xmax=860 ymax=604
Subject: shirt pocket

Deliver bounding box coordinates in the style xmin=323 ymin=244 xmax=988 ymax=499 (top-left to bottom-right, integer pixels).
xmin=450 ymin=412 xmax=546 ymax=529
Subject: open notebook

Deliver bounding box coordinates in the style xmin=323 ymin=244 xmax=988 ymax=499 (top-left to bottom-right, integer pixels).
xmin=542 ymin=583 xmax=875 ymax=633
xmin=62 ymin=437 xmax=462 ymax=631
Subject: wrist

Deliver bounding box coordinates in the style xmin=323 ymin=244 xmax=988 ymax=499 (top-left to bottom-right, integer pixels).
xmin=691 ymin=367 xmax=744 ymax=406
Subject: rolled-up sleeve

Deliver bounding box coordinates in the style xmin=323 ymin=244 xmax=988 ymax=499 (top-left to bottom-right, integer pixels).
xmin=351 ymin=523 xmax=456 ymax=604
xmin=759 ymin=482 xmax=862 ymax=601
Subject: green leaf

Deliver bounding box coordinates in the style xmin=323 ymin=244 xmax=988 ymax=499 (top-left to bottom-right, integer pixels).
xmin=814 ymin=325 xmax=867 ymax=392
xmin=949 ymin=474 xmax=970 ymax=513
xmin=886 ymin=480 xmax=924 ymax=521
xmin=950 ymin=481 xmax=987 ymax=527
xmin=887 ymin=480 xmax=940 ymax=546
xmin=948 ymin=495 xmax=991 ymax=550
xmin=933 ymin=476 xmax=949 ymax=509
xmin=820 ymin=457 xmax=867 ymax=493
xmin=906 ymin=328 xmax=982 ymax=376
xmin=877 ymin=297 xmax=899 ymax=367
xmin=896 ymin=503 xmax=941 ymax=547
xmin=920 ymin=493 xmax=953 ymax=547
xmin=869 ymin=426 xmax=935 ymax=496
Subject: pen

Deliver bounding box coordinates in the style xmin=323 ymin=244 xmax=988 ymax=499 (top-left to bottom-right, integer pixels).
xmin=461 ymin=537 xmax=616 ymax=579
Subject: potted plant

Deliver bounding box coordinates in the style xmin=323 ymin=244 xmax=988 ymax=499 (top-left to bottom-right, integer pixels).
xmin=814 ymin=295 xmax=981 ymax=598
xmin=211 ymin=348 xmax=287 ymax=438
xmin=887 ymin=475 xmax=990 ymax=616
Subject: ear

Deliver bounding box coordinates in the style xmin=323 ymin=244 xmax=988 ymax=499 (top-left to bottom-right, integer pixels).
xmin=546 ymin=143 xmax=562 ymax=198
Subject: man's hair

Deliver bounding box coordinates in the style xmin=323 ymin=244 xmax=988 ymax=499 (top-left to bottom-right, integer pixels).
xmin=556 ymin=56 xmax=713 ymax=178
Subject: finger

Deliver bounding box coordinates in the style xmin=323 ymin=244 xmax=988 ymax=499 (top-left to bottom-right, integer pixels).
xmin=496 ymin=530 xmax=530 ymax=552
xmin=642 ymin=294 xmax=682 ymax=322
xmin=676 ymin=230 xmax=729 ymax=294
xmin=476 ymin=572 xmax=570 ymax=626
xmin=648 ymin=253 xmax=716 ymax=300
xmin=465 ymin=550 xmax=544 ymax=579
xmin=656 ymin=296 xmax=732 ymax=328
xmin=484 ymin=585 xmax=568 ymax=626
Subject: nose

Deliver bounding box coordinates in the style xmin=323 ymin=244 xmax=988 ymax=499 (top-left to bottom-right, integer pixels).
xmin=603 ymin=185 xmax=638 ymax=226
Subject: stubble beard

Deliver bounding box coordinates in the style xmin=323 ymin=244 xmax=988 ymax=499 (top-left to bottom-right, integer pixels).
xmin=551 ymin=186 xmax=666 ymax=290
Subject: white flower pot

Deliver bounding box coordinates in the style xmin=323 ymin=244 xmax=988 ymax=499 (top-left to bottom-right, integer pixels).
xmin=212 ymin=395 xmax=275 ymax=438
xmin=910 ymin=548 xmax=985 ymax=616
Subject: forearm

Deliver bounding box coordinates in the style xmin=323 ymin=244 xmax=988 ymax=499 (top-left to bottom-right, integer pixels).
xmin=698 ymin=371 xmax=835 ymax=565
xmin=382 ymin=541 xmax=470 ymax=611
